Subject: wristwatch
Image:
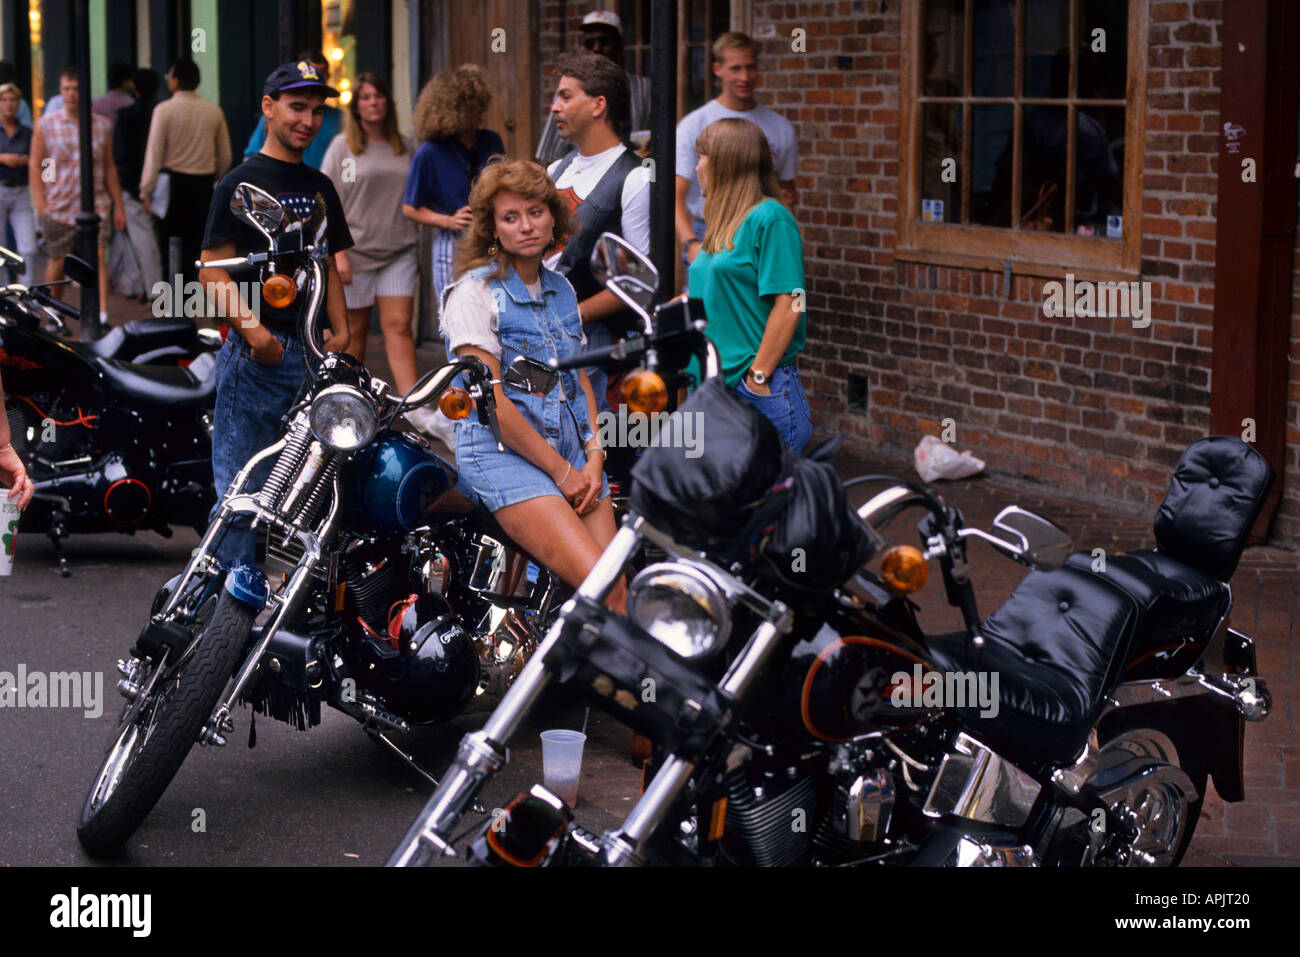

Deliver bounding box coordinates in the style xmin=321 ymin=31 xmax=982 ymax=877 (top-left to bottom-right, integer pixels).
xmin=747 ymin=367 xmax=768 ymax=387
xmin=681 ymin=238 xmax=701 ymax=255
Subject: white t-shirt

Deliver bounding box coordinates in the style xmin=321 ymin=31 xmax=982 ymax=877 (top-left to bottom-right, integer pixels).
xmin=675 ymin=100 xmax=799 ymax=224
xmin=441 ymin=274 xmax=583 ymax=363
xmin=545 ymin=143 xmax=652 ymax=271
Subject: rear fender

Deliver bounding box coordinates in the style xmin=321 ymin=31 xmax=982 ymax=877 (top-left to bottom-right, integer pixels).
xmin=1098 ymin=695 xmax=1243 ymax=802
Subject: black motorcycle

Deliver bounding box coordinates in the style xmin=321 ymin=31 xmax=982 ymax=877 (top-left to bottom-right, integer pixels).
xmin=388 ymin=240 xmax=1273 ymax=868
xmin=75 ymin=183 xmax=576 ymax=856
xmin=0 ymin=252 xmax=218 ymax=575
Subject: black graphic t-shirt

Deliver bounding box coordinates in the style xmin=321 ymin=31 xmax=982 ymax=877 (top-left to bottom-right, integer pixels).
xmin=201 ymin=152 xmax=353 ymax=335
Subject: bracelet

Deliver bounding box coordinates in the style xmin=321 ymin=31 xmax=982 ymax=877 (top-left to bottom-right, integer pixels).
xmin=555 ymin=462 xmax=572 ymax=486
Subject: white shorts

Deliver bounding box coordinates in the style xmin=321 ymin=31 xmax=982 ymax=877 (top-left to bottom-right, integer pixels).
xmin=343 ymin=249 xmax=418 ymax=309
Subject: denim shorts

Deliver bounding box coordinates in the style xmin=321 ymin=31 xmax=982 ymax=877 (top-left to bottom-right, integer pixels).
xmin=455 ymin=404 xmax=610 ymax=512
xmin=734 ymin=363 xmax=813 ymax=455
xmin=210 ymin=329 xmax=307 ymax=565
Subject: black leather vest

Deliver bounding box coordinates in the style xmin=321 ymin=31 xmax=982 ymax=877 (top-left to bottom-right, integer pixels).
xmin=553 ymin=146 xmax=644 ymax=304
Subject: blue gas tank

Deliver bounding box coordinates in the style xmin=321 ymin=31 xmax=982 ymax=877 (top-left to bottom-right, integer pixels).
xmin=351 ymin=432 xmax=461 ymax=534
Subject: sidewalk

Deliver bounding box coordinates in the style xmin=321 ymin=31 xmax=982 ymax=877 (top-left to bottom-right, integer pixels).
xmin=95 ymin=297 xmax=1298 ymax=864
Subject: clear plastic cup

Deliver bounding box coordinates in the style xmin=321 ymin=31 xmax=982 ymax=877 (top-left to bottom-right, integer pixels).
xmin=539 ymin=729 xmax=586 ymax=807
xmin=0 ymin=498 xmax=18 ymax=576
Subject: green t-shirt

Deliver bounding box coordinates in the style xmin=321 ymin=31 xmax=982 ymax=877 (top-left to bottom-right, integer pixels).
xmin=687 ymin=198 xmax=806 ymax=389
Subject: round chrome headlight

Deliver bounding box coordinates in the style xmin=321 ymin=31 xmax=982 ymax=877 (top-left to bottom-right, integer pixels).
xmin=309 ymin=384 xmax=378 ymax=451
xmin=627 ymin=561 xmax=730 ymax=659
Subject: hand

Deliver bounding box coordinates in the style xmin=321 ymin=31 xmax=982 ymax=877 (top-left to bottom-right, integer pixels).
xmin=575 ymin=456 xmax=603 ymax=515
xmin=555 ymin=460 xmax=592 ymax=510
xmin=0 ymin=443 xmax=34 ymax=509
xmin=141 ymin=197 xmax=152 ymax=217
xmin=113 ymin=205 xmax=126 ymax=231
xmin=685 ymin=238 xmax=702 ymax=263
xmin=322 ymin=328 xmax=350 ymax=354
xmin=746 ymin=372 xmax=772 ymax=395
xmin=449 ymin=206 xmax=473 ymax=231
xmin=336 ymin=251 xmax=352 ymax=285
xmin=249 ymin=332 xmax=283 ymax=365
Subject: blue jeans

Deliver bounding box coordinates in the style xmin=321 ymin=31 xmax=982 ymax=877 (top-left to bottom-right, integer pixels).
xmin=734 ymin=364 xmax=813 ymax=456
xmin=210 ymin=330 xmax=307 ymax=566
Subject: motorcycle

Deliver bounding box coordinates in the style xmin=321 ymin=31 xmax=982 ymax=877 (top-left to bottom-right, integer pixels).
xmin=0 ymin=251 xmax=219 ymax=575
xmin=388 ymin=238 xmax=1273 ymax=868
xmin=75 ymin=183 xmax=576 ymax=856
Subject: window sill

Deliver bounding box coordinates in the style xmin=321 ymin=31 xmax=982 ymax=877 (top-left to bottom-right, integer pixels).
xmin=894 ymin=244 xmax=1141 ymax=284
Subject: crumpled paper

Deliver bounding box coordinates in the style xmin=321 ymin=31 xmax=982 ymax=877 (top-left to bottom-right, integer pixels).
xmin=914 ymin=434 xmax=985 ymax=482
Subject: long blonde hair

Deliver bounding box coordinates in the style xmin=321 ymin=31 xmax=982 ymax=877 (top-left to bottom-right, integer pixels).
xmin=452 ymin=159 xmax=577 ymax=282
xmin=695 ymin=118 xmax=784 ymax=253
xmin=343 ymin=73 xmax=407 ymax=156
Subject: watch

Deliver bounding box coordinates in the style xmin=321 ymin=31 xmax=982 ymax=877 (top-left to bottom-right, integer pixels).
xmin=747 ymin=367 xmax=768 ymax=386
xmin=681 ymin=238 xmax=701 ymax=255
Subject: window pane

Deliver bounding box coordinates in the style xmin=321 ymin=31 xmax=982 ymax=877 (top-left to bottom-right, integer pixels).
xmin=711 ymin=0 xmax=730 ymax=45
xmin=1023 ymin=0 xmax=1070 ymax=98
xmin=1078 ymin=0 xmax=1128 ymax=100
xmin=688 ymin=45 xmax=708 ymax=110
xmin=971 ymin=104 xmax=1014 ymax=227
xmin=923 ymin=0 xmax=964 ymax=97
xmin=689 ymin=0 xmax=705 ymax=42
xmin=1074 ymin=107 xmax=1125 ymax=237
xmin=972 ymin=0 xmax=1015 ymax=97
xmin=1020 ymin=105 xmax=1068 ymax=232
xmin=922 ymin=104 xmax=963 ymax=223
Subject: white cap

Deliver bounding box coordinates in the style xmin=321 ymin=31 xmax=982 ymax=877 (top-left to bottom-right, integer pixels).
xmin=581 ymin=10 xmax=623 ymax=33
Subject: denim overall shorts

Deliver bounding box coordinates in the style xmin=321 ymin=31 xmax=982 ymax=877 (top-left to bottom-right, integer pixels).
xmin=444 ymin=263 xmax=609 ymax=511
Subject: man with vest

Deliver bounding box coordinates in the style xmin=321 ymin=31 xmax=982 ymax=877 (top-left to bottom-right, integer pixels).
xmin=544 ymin=52 xmax=651 ymax=415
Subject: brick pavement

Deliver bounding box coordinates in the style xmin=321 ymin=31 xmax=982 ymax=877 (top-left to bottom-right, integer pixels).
xmin=94 ymin=296 xmax=1298 ymax=864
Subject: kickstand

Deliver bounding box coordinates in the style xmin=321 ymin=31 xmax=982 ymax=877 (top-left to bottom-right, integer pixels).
xmin=47 ymin=512 xmax=71 ymax=577
xmin=365 ymin=725 xmax=486 ymax=814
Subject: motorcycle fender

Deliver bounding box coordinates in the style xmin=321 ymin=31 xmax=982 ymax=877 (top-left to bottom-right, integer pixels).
xmin=224 ymin=561 xmax=270 ymax=610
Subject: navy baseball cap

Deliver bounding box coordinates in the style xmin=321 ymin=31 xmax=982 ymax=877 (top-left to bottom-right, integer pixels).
xmin=263 ymin=60 xmax=339 ymax=98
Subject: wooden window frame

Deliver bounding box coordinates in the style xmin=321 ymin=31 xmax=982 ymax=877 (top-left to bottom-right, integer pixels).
xmin=897 ymin=0 xmax=1148 ymax=281
xmin=621 ymin=0 xmax=734 ymax=117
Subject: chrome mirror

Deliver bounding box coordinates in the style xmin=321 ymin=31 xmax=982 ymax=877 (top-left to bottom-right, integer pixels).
xmin=590 ymin=232 xmax=658 ymax=321
xmin=987 ymin=506 xmax=1074 ymax=571
xmin=231 ymin=183 xmax=285 ymax=241
xmin=502 ymin=356 xmax=561 ymax=396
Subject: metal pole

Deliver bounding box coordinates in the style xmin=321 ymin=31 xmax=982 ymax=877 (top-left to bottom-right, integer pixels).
xmin=279 ymin=0 xmax=298 ymax=63
xmin=74 ymin=0 xmax=101 ymax=339
xmin=649 ymin=0 xmax=677 ymax=303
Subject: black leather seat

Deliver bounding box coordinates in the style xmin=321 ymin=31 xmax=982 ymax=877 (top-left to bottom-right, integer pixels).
xmin=926 ymin=565 xmax=1137 ymax=768
xmin=94 ymin=357 xmax=216 ymax=407
xmin=1067 ymin=437 xmax=1272 ymax=679
xmin=86 ymin=318 xmax=204 ymax=361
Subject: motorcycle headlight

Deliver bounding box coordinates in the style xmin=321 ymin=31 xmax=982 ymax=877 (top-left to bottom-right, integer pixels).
xmin=626 ymin=562 xmax=730 ymax=659
xmin=309 ymin=384 xmax=378 ymax=451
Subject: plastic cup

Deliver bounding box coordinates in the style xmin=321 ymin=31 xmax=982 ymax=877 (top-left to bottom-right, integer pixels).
xmin=539 ymin=729 xmax=586 ymax=808
xmin=0 ymin=498 xmax=18 ymax=576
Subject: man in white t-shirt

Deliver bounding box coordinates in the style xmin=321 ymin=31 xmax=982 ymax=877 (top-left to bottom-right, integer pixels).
xmin=675 ymin=31 xmax=799 ymax=263
xmin=544 ymin=52 xmax=651 ymax=413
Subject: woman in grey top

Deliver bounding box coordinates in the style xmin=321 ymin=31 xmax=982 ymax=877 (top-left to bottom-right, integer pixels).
xmin=322 ymin=74 xmax=422 ymax=402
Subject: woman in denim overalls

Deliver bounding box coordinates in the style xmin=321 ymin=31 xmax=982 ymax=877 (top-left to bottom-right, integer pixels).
xmin=440 ymin=160 xmax=625 ymax=612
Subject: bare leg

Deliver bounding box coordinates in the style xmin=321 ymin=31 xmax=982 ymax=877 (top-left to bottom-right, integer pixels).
xmin=376 ymin=294 xmax=417 ymax=394
xmin=45 ymin=255 xmax=65 ymax=296
xmin=493 ymin=494 xmax=627 ymax=614
xmin=345 ymin=305 xmax=370 ymax=364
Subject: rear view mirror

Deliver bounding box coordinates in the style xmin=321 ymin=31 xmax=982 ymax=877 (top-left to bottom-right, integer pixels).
xmin=231 ymin=183 xmax=285 ymax=240
xmin=63 ymin=254 xmax=95 ymax=287
xmin=988 ymin=506 xmax=1074 ymax=571
xmin=502 ymin=356 xmax=560 ymax=396
xmin=590 ymin=232 xmax=658 ymax=318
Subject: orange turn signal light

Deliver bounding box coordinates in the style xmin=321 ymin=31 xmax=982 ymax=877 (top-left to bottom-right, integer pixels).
xmin=439 ymin=387 xmax=473 ymax=420
xmin=880 ymin=545 xmax=929 ymax=594
xmin=262 ymin=273 xmax=297 ymax=309
xmin=621 ymin=369 xmax=668 ymax=415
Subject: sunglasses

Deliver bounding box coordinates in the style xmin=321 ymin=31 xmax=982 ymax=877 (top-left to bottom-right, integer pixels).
xmin=582 ymin=35 xmax=616 ymax=50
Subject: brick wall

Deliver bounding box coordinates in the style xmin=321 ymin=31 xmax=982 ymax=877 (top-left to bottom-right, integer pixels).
xmin=532 ymin=0 xmax=1300 ymax=547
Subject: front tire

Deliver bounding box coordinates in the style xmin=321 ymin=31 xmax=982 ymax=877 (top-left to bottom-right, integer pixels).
xmin=76 ymin=592 xmax=255 ymax=856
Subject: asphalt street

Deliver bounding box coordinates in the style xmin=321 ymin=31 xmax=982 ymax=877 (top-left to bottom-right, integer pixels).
xmin=0 ymin=527 xmax=644 ymax=866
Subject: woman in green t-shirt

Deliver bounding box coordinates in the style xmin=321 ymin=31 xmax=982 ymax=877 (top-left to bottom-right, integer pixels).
xmin=686 ymin=117 xmax=812 ymax=453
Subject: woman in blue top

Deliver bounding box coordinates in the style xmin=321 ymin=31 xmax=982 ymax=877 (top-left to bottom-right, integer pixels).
xmin=401 ymin=65 xmax=506 ymax=302
xmin=440 ymin=159 xmax=624 ymax=612
xmin=687 ymin=117 xmax=812 ymax=454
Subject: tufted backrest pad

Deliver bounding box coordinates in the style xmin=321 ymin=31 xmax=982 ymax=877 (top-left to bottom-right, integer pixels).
xmin=1154 ymin=436 xmax=1274 ymax=582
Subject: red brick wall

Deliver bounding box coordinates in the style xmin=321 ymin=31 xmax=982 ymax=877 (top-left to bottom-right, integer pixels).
xmin=531 ymin=0 xmax=1300 ymax=547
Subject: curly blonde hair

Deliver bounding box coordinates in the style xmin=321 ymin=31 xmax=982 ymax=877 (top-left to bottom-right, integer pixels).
xmin=452 ymin=160 xmax=579 ymax=282
xmin=413 ymin=64 xmax=492 ymax=141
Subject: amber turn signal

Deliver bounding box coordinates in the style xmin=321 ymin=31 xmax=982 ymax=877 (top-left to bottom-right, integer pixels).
xmin=439 ymin=387 xmax=473 ymax=420
xmin=262 ymin=274 xmax=297 ymax=309
xmin=880 ymin=545 xmax=929 ymax=594
xmin=621 ymin=369 xmax=668 ymax=415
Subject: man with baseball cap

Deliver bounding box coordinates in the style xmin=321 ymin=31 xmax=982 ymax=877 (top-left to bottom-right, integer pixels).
xmin=243 ymin=51 xmax=343 ymax=170
xmin=197 ymin=60 xmax=354 ymax=567
xmin=535 ymin=10 xmax=651 ymax=166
